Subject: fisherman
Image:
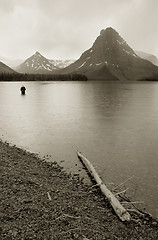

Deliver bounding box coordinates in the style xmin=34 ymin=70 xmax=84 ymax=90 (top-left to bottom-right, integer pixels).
xmin=20 ymin=86 xmax=26 ymax=95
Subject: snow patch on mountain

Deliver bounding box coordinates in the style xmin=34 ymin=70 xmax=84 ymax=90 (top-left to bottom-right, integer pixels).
xmin=123 ymin=49 xmax=137 ymax=57
xmin=78 ymin=61 xmax=86 ymax=69
xmin=49 ymin=59 xmax=75 ymax=68
xmin=96 ymin=63 xmax=102 ymax=66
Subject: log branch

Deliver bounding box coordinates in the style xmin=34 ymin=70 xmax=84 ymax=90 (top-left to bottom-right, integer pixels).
xmin=76 ymin=151 xmax=131 ymax=222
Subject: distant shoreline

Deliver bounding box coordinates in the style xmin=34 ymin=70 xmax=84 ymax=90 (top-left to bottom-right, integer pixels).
xmin=0 ymin=73 xmax=88 ymax=81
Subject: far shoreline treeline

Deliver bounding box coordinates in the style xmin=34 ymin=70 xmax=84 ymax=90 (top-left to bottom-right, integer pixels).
xmin=139 ymin=75 xmax=158 ymax=81
xmin=0 ymin=73 xmax=88 ymax=81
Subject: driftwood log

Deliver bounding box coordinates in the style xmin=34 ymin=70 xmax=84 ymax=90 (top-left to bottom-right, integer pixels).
xmin=77 ymin=151 xmax=131 ymax=222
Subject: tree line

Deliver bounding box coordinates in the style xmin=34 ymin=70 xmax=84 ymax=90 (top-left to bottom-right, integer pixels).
xmin=0 ymin=73 xmax=88 ymax=81
xmin=139 ymin=74 xmax=158 ymax=81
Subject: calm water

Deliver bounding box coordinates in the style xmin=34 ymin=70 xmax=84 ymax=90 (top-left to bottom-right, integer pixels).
xmin=0 ymin=81 xmax=158 ymax=218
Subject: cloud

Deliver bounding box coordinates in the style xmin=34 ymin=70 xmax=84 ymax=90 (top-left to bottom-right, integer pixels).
xmin=0 ymin=0 xmax=15 ymax=12
xmin=34 ymin=0 xmax=132 ymax=58
xmin=114 ymin=0 xmax=158 ymax=54
xmin=0 ymin=0 xmax=157 ymax=60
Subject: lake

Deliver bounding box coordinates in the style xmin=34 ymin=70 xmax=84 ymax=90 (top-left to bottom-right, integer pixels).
xmin=0 ymin=80 xmax=158 ymax=218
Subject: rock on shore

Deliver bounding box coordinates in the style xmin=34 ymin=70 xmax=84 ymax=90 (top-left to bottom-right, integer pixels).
xmin=0 ymin=140 xmax=158 ymax=239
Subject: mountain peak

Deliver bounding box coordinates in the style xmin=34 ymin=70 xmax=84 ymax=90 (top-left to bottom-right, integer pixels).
xmin=93 ymin=27 xmax=123 ymax=51
xmin=98 ymin=27 xmax=121 ymax=42
xmin=100 ymin=27 xmax=116 ymax=35
xmin=17 ymin=52 xmax=58 ymax=74
xmin=35 ymin=51 xmax=41 ymax=56
xmin=62 ymin=27 xmax=158 ymax=80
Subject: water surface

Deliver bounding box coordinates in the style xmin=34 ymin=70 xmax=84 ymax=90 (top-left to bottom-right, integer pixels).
xmin=0 ymin=81 xmax=158 ymax=218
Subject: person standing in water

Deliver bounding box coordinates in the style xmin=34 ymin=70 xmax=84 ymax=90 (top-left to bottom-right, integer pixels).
xmin=20 ymin=86 xmax=26 ymax=95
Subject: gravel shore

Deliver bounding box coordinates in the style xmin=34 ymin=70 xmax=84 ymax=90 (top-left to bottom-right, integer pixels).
xmin=0 ymin=140 xmax=158 ymax=239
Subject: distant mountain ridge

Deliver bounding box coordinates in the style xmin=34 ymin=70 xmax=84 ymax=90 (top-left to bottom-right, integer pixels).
xmin=1 ymin=27 xmax=158 ymax=79
xmin=0 ymin=55 xmax=23 ymax=68
xmin=136 ymin=51 xmax=158 ymax=66
xmin=0 ymin=61 xmax=15 ymax=74
xmin=61 ymin=27 xmax=158 ymax=80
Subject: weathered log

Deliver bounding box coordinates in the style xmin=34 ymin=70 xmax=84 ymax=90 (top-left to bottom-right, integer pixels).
xmin=77 ymin=151 xmax=131 ymax=222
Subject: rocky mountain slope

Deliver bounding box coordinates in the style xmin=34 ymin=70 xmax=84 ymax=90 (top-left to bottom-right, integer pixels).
xmin=61 ymin=27 xmax=158 ymax=80
xmin=0 ymin=61 xmax=15 ymax=74
xmin=16 ymin=52 xmax=58 ymax=74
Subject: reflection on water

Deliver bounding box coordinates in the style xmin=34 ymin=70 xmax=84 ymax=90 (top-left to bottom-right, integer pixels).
xmin=0 ymin=81 xmax=158 ymax=218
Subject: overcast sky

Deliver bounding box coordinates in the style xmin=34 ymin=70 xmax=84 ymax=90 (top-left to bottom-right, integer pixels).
xmin=0 ymin=0 xmax=158 ymax=61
